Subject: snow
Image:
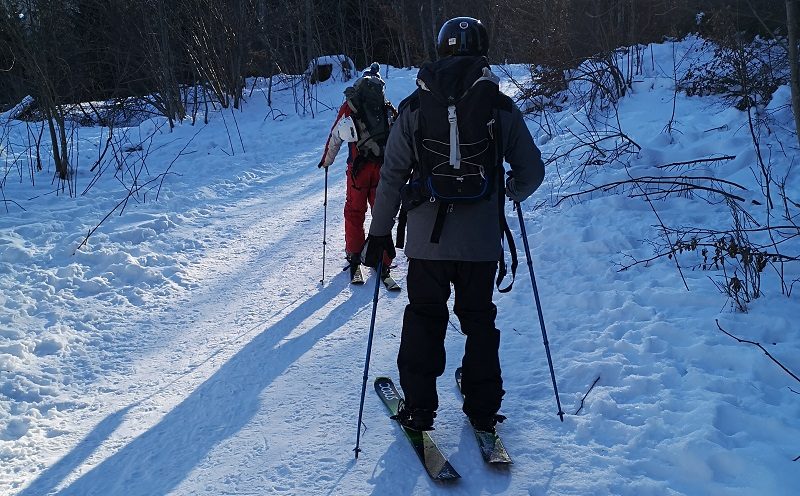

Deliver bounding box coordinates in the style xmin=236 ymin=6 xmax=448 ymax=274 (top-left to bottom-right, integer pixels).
xmin=1 ymin=39 xmax=799 ymax=495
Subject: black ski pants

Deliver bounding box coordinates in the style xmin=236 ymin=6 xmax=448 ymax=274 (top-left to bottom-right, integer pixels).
xmin=398 ymin=258 xmax=505 ymax=419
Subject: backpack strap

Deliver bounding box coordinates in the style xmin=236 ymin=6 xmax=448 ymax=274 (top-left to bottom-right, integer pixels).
xmin=399 ymin=90 xmax=420 ymax=113
xmin=395 ymin=92 xmax=420 ymax=250
xmin=496 ymin=189 xmax=518 ymax=293
xmin=396 ymin=209 xmax=407 ymax=248
xmin=493 ymin=106 xmax=517 ymax=293
xmin=430 ymin=201 xmax=449 ymax=244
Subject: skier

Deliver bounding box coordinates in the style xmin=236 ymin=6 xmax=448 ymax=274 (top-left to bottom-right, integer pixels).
xmin=361 ymin=17 xmax=546 ymax=433
xmin=318 ymin=62 xmax=398 ymax=286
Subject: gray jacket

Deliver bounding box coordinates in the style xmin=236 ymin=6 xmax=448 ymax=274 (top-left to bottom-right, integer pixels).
xmin=368 ymin=70 xmax=545 ymax=262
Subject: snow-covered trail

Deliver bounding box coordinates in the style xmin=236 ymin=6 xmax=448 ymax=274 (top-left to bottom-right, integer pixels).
xmin=13 ymin=146 xmax=397 ymax=494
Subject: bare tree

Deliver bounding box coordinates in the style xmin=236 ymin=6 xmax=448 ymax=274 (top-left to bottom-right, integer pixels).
xmin=1 ymin=1 xmax=79 ymax=184
xmin=787 ymin=0 xmax=800 ymax=146
xmin=180 ymin=0 xmax=258 ymax=110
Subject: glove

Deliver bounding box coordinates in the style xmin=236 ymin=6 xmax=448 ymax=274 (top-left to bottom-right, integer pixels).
xmin=317 ymin=159 xmax=328 ymax=169
xmin=505 ymin=171 xmax=523 ymax=202
xmin=361 ymin=234 xmax=396 ymax=268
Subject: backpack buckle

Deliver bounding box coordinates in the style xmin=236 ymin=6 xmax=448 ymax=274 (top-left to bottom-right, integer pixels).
xmin=447 ymin=106 xmax=457 ymax=124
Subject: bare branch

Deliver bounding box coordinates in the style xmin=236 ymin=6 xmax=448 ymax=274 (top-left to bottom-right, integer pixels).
xmin=574 ymin=376 xmax=600 ymax=415
xmin=555 ymin=175 xmax=748 ymax=207
xmin=716 ymin=319 xmax=800 ymax=384
xmin=655 ymin=155 xmax=737 ymax=169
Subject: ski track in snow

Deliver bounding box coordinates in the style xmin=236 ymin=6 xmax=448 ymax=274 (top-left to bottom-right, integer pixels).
xmin=2 ymin=41 xmax=799 ymax=495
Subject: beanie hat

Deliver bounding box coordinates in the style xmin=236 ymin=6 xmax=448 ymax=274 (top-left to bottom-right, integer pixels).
xmin=363 ymin=62 xmax=381 ymax=78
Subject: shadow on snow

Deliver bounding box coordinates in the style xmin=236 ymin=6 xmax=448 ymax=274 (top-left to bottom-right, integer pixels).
xmin=20 ymin=277 xmax=372 ymax=496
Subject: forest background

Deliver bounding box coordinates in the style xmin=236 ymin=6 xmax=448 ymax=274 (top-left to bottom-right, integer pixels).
xmin=2 ymin=1 xmax=797 ymax=121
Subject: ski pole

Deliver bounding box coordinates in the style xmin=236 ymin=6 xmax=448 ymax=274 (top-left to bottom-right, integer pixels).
xmin=354 ymin=258 xmax=383 ymax=458
xmin=515 ymin=202 xmax=565 ymax=422
xmin=320 ymin=166 xmax=328 ymax=284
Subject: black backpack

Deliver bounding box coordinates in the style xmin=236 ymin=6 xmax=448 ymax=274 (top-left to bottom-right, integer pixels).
xmin=344 ymin=75 xmax=390 ymax=160
xmin=415 ymin=56 xmax=500 ymax=203
xmin=397 ymin=56 xmax=518 ymax=292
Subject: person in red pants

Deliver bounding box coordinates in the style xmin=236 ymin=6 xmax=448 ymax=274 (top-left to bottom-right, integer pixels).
xmin=318 ymin=63 xmax=397 ymax=285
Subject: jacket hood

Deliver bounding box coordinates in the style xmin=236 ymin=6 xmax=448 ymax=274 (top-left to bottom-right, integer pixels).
xmin=416 ymin=56 xmax=490 ymax=103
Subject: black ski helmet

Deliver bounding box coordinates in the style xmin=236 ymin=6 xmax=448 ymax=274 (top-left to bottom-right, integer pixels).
xmin=436 ymin=17 xmax=489 ymax=58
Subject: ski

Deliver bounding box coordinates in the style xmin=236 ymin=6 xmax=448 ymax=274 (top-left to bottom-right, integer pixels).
xmin=350 ymin=265 xmax=365 ymax=285
xmin=381 ymin=274 xmax=401 ymax=291
xmin=455 ymin=367 xmax=513 ymax=464
xmin=374 ymin=377 xmax=460 ymax=481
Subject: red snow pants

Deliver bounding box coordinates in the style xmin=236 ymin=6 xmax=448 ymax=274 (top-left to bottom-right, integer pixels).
xmin=344 ymin=160 xmax=392 ymax=267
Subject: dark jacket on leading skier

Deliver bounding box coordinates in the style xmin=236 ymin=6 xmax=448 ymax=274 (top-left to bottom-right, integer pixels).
xmin=362 ymin=16 xmax=545 ymax=434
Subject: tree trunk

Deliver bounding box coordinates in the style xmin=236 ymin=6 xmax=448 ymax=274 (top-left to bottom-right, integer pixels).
xmin=304 ymin=0 xmax=313 ymax=66
xmin=429 ymin=0 xmax=439 ymax=57
xmin=337 ymin=1 xmax=349 ymax=70
xmin=418 ymin=5 xmax=432 ymax=62
xmin=398 ymin=0 xmax=411 ymax=67
xmin=787 ymin=0 xmax=800 ymax=147
xmin=44 ymin=106 xmax=68 ymax=181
